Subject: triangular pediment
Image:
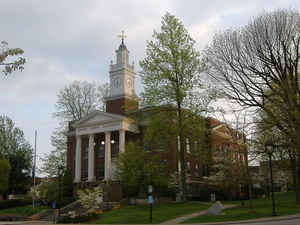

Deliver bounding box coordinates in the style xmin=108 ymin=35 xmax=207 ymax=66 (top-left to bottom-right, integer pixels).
xmin=212 ymin=124 xmax=232 ymax=139
xmin=72 ymin=110 xmax=125 ymax=128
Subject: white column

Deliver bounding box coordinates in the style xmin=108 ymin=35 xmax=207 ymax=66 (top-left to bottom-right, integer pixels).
xmin=88 ymin=134 xmax=95 ymax=182
xmin=119 ymin=129 xmax=125 ymax=153
xmin=104 ymin=131 xmax=111 ymax=180
xmin=74 ymin=136 xmax=82 ymax=183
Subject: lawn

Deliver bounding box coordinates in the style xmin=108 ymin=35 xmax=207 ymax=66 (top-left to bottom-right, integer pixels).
xmin=183 ymin=192 xmax=300 ymax=223
xmin=0 ymin=205 xmax=49 ymax=217
xmin=88 ymin=202 xmax=210 ymax=224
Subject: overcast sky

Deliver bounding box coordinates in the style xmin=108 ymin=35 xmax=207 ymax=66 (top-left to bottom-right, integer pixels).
xmin=1 ymin=0 xmax=299 ymax=170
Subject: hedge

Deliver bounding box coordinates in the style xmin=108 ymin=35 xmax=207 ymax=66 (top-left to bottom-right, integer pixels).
xmin=0 ymin=199 xmax=32 ymax=210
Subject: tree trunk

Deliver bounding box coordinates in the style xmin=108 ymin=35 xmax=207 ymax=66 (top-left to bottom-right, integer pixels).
xmin=290 ymin=156 xmax=299 ymax=204
xmin=296 ymin=158 xmax=300 ymax=206
xmin=177 ymin=102 xmax=186 ymax=202
xmin=246 ymin=164 xmax=255 ymax=213
xmin=248 ymin=183 xmax=255 ymax=213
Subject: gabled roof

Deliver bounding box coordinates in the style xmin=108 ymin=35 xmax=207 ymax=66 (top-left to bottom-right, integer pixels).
xmin=72 ymin=110 xmax=126 ymax=128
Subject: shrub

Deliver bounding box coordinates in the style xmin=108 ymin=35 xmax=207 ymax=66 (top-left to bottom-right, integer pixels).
xmin=0 ymin=199 xmax=31 ymax=210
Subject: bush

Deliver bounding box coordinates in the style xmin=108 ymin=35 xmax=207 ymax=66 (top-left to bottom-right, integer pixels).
xmin=0 ymin=199 xmax=31 ymax=210
xmin=252 ymin=187 xmax=265 ymax=198
xmin=186 ymin=185 xmax=242 ymax=202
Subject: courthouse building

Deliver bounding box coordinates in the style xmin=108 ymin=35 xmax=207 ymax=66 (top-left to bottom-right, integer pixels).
xmin=66 ymin=39 xmax=248 ymax=200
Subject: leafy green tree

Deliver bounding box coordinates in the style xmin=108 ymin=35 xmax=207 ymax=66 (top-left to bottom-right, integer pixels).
xmin=36 ymin=169 xmax=74 ymax=207
xmin=0 ymin=115 xmax=32 ymax=195
xmin=116 ymin=142 xmax=168 ymax=199
xmin=41 ymin=81 xmax=109 ymax=177
xmin=0 ymin=159 xmax=11 ymax=194
xmin=0 ymin=41 xmax=25 ymax=75
xmin=36 ymin=179 xmax=59 ymax=204
xmin=61 ymin=169 xmax=74 ymax=201
xmin=139 ymin=12 xmax=211 ymax=201
xmin=77 ymin=186 xmax=102 ymax=211
xmin=208 ymin=155 xmax=247 ymax=201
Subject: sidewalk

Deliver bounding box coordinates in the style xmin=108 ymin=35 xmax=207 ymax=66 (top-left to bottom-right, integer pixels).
xmin=0 ymin=222 xmax=50 ymax=225
xmin=191 ymin=213 xmax=300 ymax=225
xmin=160 ymin=205 xmax=300 ymax=225
xmin=161 ymin=204 xmax=236 ymax=224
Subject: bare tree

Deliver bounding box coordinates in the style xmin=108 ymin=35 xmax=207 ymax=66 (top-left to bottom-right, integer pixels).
xmin=54 ymin=81 xmax=108 ymax=122
xmin=213 ymin=107 xmax=256 ymax=212
xmin=205 ymin=9 xmax=300 ymax=203
xmin=41 ymin=81 xmax=109 ymax=177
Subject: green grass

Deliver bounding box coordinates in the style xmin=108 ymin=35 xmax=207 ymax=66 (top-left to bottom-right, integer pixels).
xmin=88 ymin=202 xmax=210 ymax=224
xmin=183 ymin=192 xmax=300 ymax=223
xmin=0 ymin=205 xmax=49 ymax=217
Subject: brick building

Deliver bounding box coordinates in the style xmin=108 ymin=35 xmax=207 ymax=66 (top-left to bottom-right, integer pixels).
xmin=66 ymin=40 xmax=248 ymax=201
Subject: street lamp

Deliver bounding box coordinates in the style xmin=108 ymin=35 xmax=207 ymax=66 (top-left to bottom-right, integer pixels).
xmin=57 ymin=165 xmax=64 ymax=212
xmin=264 ymin=139 xmax=277 ymax=216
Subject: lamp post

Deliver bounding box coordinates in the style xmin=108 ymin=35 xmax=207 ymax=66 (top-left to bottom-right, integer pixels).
xmin=148 ymin=185 xmax=153 ymax=224
xmin=264 ymin=139 xmax=277 ymax=216
xmin=57 ymin=165 xmax=64 ymax=216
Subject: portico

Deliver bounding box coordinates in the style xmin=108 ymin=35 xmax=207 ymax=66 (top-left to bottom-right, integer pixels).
xmin=66 ymin=35 xmax=139 ymax=202
xmin=72 ymin=111 xmax=138 ymax=183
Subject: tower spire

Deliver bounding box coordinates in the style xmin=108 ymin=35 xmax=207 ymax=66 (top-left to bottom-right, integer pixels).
xmin=118 ymin=30 xmax=127 ymax=45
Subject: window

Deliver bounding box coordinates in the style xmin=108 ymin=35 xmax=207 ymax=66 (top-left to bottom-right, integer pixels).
xmin=194 ymin=141 xmax=198 ymax=153
xmin=186 ymin=138 xmax=190 ymax=153
xmin=111 ymin=131 xmax=119 ymax=157
xmin=156 ymin=134 xmax=164 ymax=152
xmin=83 ymin=146 xmax=89 ymax=160
xmin=195 ymin=163 xmax=199 ymax=177
xmin=187 ymin=161 xmax=191 ymax=175
xmin=97 ymin=141 xmax=105 ymax=158
xmin=203 ymin=164 xmax=209 ymax=177
xmin=96 ymin=166 xmax=104 ymax=179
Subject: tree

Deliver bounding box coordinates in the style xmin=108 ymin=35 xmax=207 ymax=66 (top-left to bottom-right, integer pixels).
xmin=0 ymin=115 xmax=32 ymax=195
xmin=41 ymin=81 xmax=109 ymax=177
xmin=36 ymin=169 xmax=74 ymax=207
xmin=78 ymin=186 xmax=102 ymax=211
xmin=116 ymin=141 xmax=168 ymax=199
xmin=212 ymin=108 xmax=256 ymax=211
xmin=0 ymin=41 xmax=25 ymax=75
xmin=139 ymin=12 xmax=210 ymax=201
xmin=40 ymin=128 xmax=67 ymax=177
xmin=0 ymin=159 xmax=11 ymax=194
xmin=205 ymin=9 xmax=300 ymax=203
xmin=253 ymin=106 xmax=298 ymax=198
xmin=54 ymin=81 xmax=108 ymax=122
xmin=208 ymin=155 xmax=247 ymax=200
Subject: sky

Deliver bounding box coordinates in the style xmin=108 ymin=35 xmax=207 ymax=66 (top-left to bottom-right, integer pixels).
xmin=1 ymin=0 xmax=299 ymax=170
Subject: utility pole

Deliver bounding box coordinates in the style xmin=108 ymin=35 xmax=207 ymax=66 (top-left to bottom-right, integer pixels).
xmin=32 ymin=130 xmax=37 ymax=208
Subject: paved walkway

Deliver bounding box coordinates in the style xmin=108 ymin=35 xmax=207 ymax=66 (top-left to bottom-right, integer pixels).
xmin=160 ymin=204 xmax=236 ymax=224
xmin=1 ymin=208 xmax=300 ymax=225
xmin=192 ymin=214 xmax=300 ymax=225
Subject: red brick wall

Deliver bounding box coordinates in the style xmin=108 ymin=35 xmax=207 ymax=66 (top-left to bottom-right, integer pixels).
xmin=106 ymin=97 xmax=138 ymax=115
xmin=67 ymin=135 xmax=76 ymax=178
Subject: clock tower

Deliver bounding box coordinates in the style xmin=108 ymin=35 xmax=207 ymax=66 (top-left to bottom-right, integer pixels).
xmin=105 ymin=34 xmax=139 ymax=115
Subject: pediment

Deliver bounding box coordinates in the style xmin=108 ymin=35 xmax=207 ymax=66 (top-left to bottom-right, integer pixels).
xmin=212 ymin=124 xmax=232 ymax=138
xmin=72 ymin=110 xmax=125 ymax=128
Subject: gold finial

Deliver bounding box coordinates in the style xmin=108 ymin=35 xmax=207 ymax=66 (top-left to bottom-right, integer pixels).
xmin=118 ymin=30 xmax=126 ymax=44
